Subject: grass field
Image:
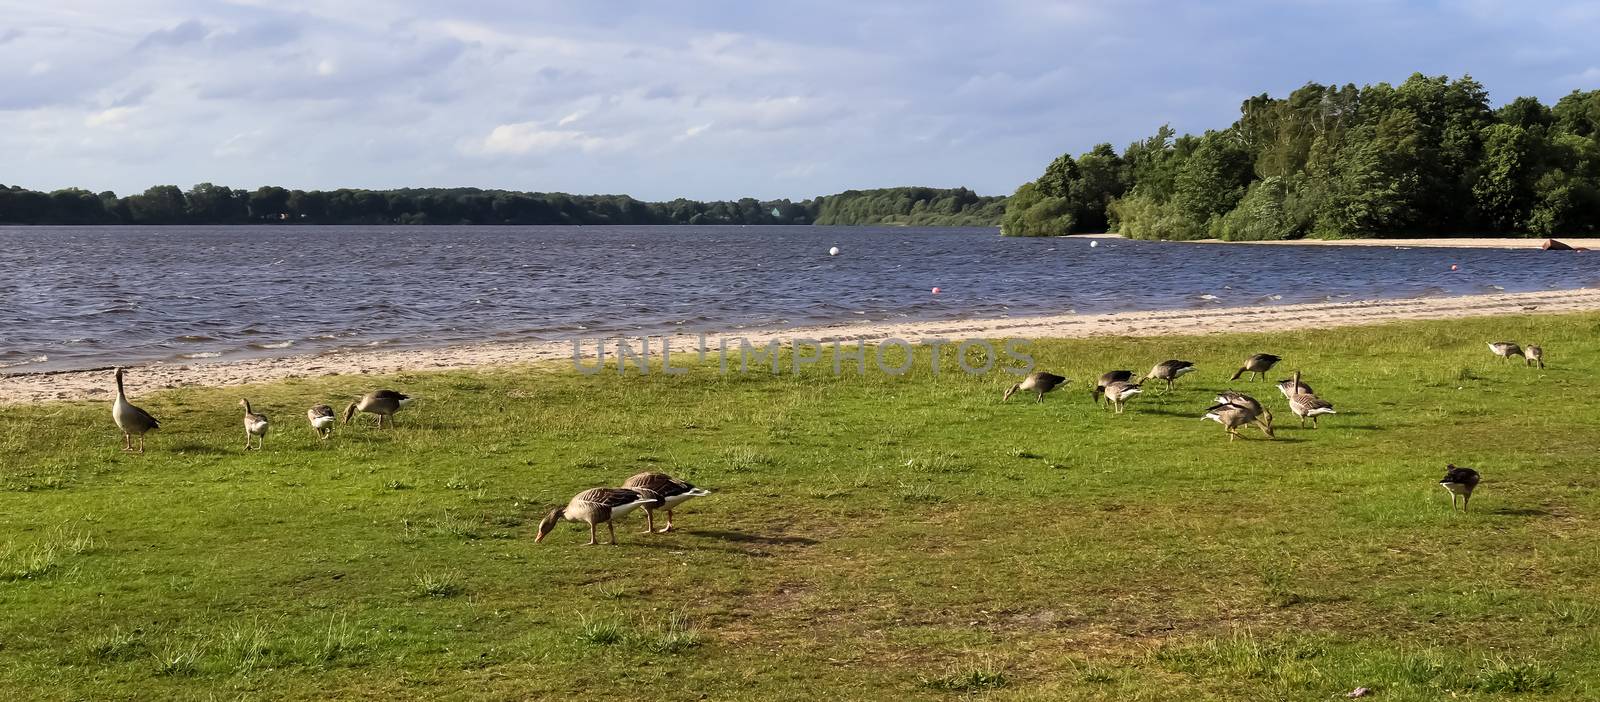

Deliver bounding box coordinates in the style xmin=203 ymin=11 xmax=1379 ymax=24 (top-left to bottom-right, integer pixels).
xmin=4 ymin=313 xmax=1600 ymax=700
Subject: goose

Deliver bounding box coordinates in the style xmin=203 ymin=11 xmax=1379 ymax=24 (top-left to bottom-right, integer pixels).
xmin=1092 ymin=370 xmax=1135 ymax=404
xmin=307 ymin=404 xmax=336 ymax=439
xmin=1146 ymin=360 xmax=1196 ymax=391
xmin=1004 ymin=371 xmax=1069 ymax=402
xmin=111 ymin=367 xmax=160 ymax=452
xmin=1231 ymin=353 xmax=1281 ymax=381
xmin=1439 ymin=464 xmax=1481 ymax=512
xmin=1276 ymin=377 xmax=1314 ymax=399
xmin=1102 ymin=380 xmax=1142 ymax=414
xmin=1215 ymin=390 xmax=1272 ymax=423
xmin=622 ymin=472 xmax=712 ymax=533
xmin=1523 ymin=345 xmax=1544 ymax=369
xmin=239 ymin=399 xmax=269 ymax=450
xmin=1285 ymin=371 xmax=1336 ymax=428
xmin=1488 ymin=341 xmax=1522 ymax=362
xmin=1202 ymin=400 xmax=1275 ymax=441
xmin=343 ymin=390 xmax=411 ymax=428
xmin=535 ymin=487 xmax=655 ymax=545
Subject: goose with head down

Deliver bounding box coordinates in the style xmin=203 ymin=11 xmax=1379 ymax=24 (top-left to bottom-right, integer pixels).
xmin=1003 ymin=371 xmax=1069 ymax=402
xmin=1092 ymin=370 xmax=1135 ymax=404
xmin=1146 ymin=360 xmax=1196 ymax=391
xmin=307 ymin=404 xmax=336 ymax=439
xmin=1439 ymin=464 xmax=1481 ymax=512
xmin=1231 ymin=353 xmax=1281 ymax=381
xmin=622 ymin=472 xmax=712 ymax=533
xmin=1523 ymin=345 xmax=1545 ymax=369
xmin=1204 ymin=392 xmax=1274 ymax=441
xmin=343 ymin=390 xmax=411 ymax=429
xmin=1102 ymin=380 xmax=1142 ymax=414
xmin=535 ymin=488 xmax=655 ymax=545
xmin=1488 ymin=341 xmax=1522 ymax=363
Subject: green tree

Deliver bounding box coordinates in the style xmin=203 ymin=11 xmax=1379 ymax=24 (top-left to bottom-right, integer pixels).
xmin=999 ymin=182 xmax=1073 ymax=236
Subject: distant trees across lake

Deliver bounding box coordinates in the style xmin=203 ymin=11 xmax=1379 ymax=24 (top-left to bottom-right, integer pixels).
xmin=0 ymin=184 xmax=1004 ymax=228
xmin=1003 ymin=74 xmax=1600 ymax=239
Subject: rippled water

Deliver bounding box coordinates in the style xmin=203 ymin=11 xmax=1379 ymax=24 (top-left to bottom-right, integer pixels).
xmin=1 ymin=225 xmax=1596 ymax=373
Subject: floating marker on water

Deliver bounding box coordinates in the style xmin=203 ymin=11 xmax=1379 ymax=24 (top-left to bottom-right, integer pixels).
xmin=828 ymin=246 xmax=840 ymax=256
xmin=931 ymin=287 xmax=941 ymax=294
xmin=1450 ymin=264 xmax=1459 ymax=271
xmin=1090 ymin=240 xmax=1099 ymax=248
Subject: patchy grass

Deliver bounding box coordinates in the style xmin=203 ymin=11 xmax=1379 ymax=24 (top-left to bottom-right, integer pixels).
xmin=3 ymin=313 xmax=1600 ymax=699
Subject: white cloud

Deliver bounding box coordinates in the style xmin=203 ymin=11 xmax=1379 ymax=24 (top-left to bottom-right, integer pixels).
xmin=474 ymin=121 xmax=625 ymax=156
xmin=84 ymin=106 xmax=137 ymax=128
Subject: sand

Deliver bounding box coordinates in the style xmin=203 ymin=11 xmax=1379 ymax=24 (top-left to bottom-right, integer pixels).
xmin=4 ymin=287 xmax=1597 ymax=405
xmin=1077 ymin=233 xmax=1600 ymax=249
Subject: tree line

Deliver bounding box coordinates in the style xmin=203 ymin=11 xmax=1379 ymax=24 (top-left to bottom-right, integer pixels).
xmin=1003 ymin=74 xmax=1600 ymax=239
xmin=0 ymin=183 xmax=1003 ymax=228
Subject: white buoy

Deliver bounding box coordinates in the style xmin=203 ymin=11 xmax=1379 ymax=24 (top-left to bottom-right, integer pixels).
xmin=1090 ymin=240 xmax=1099 ymax=248
xmin=829 ymin=246 xmax=840 ymax=256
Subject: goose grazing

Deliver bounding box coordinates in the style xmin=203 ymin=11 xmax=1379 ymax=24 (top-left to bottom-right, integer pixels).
xmin=1202 ymin=398 xmax=1275 ymax=441
xmin=239 ymin=399 xmax=269 ymax=450
xmin=622 ymin=472 xmax=712 ymax=533
xmin=1284 ymin=371 xmax=1336 ymax=428
xmin=535 ymin=488 xmax=655 ymax=545
xmin=343 ymin=390 xmax=411 ymax=429
xmin=1092 ymin=370 xmax=1135 ymax=404
xmin=1524 ymin=345 xmax=1545 ymax=369
xmin=111 ymin=367 xmax=160 ymax=453
xmin=1276 ymin=377 xmax=1313 ymax=399
xmin=1102 ymin=380 xmax=1142 ymax=414
xmin=1146 ymin=360 xmax=1196 ymax=391
xmin=1488 ymin=341 xmax=1522 ymax=362
xmin=1231 ymin=353 xmax=1281 ymax=381
xmin=1215 ymin=390 xmax=1271 ymax=421
xmin=1004 ymin=371 xmax=1069 ymax=402
xmin=307 ymin=404 xmax=336 ymax=439
xmin=1439 ymin=464 xmax=1481 ymax=511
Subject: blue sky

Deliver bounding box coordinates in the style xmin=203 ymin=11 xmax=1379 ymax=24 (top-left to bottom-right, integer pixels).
xmin=2 ymin=1 xmax=1598 ymax=200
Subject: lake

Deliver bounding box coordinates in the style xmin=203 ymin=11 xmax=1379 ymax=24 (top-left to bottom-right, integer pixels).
xmin=2 ymin=225 xmax=1596 ymax=373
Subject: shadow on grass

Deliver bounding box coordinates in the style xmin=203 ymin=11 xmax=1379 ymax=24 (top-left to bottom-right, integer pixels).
xmin=685 ymin=530 xmax=819 ymax=546
xmin=1487 ymin=506 xmax=1553 ymax=517
xmin=164 ymin=443 xmax=232 ymax=455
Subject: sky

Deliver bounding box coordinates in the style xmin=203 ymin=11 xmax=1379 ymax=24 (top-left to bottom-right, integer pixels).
xmin=2 ymin=1 xmax=1599 ymax=201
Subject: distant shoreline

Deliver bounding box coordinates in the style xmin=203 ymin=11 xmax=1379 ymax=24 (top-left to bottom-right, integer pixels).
xmin=6 ymin=287 xmax=1597 ymax=405
xmin=1071 ymin=233 xmax=1600 ymax=249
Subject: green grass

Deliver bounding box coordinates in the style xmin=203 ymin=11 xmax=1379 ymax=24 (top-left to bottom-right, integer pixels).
xmin=4 ymin=313 xmax=1600 ymax=699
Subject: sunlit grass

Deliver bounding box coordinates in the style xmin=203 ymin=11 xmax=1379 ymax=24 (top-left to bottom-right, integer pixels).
xmin=3 ymin=312 xmax=1600 ymax=699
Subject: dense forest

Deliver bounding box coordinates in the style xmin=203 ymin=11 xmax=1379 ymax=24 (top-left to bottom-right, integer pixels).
xmin=1003 ymin=74 xmax=1600 ymax=239
xmin=0 ymin=183 xmax=1002 ymax=227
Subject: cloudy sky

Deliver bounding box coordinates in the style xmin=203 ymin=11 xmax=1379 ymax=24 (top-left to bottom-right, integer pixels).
xmin=3 ymin=1 xmax=1598 ymax=201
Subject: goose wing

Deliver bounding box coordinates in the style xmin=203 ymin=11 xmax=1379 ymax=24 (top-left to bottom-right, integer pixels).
xmin=574 ymin=487 xmax=649 ymax=509
xmin=1441 ymin=465 xmax=1480 ymax=485
xmin=370 ymin=389 xmax=409 ymax=402
xmin=1289 ymin=394 xmax=1333 ymax=412
xmin=1099 ymin=370 xmax=1134 ymax=385
xmin=1032 ymin=371 xmax=1067 ymax=389
xmin=309 ymin=404 xmax=335 ymax=418
xmin=127 ymin=403 xmax=160 ymax=430
xmin=623 ymin=472 xmax=696 ymax=499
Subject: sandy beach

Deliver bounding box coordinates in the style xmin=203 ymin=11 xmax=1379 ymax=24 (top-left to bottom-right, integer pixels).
xmin=1078 ymin=233 xmax=1600 ymax=249
xmin=4 ymin=287 xmax=1596 ymax=405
